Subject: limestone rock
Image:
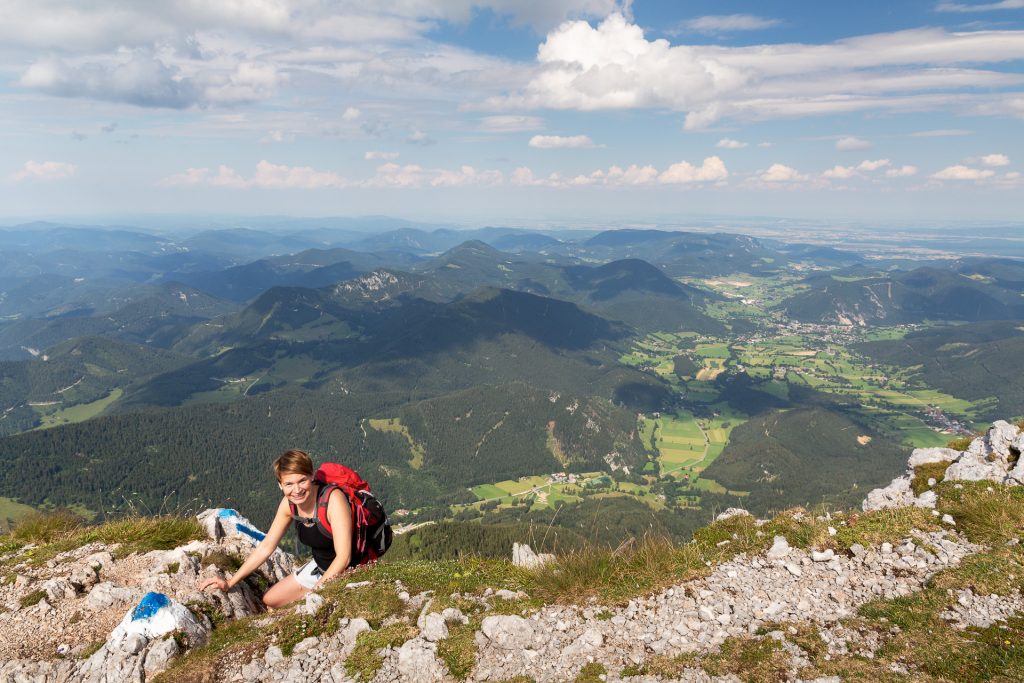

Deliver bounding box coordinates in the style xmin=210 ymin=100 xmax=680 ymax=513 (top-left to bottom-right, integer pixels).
xmin=511 ymin=543 xmax=554 ymax=569
xmin=479 ymin=615 xmax=535 ymax=650
xmin=396 ymin=638 xmax=446 ymax=683
xmin=766 ymin=536 xmax=790 ymax=560
xmin=422 ymin=612 xmax=449 ymax=642
xmin=907 ymin=447 xmax=961 ymax=468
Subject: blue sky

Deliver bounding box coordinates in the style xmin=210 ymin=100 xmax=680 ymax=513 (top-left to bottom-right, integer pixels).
xmin=1 ymin=0 xmax=1023 ymax=225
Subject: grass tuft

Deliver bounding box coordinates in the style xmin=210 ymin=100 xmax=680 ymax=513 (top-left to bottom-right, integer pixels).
xmin=703 ymin=636 xmax=790 ymax=683
xmin=345 ymin=623 xmax=417 ymax=681
xmin=437 ymin=621 xmax=479 ymax=681
xmin=911 ymin=461 xmax=951 ymax=496
xmin=19 ymin=589 xmax=47 ymax=608
xmin=937 ymin=481 xmax=1024 ymax=545
xmin=573 ymin=662 xmax=607 ymax=682
xmin=10 ymin=510 xmax=82 ymax=545
xmin=947 ymin=436 xmax=974 ymax=451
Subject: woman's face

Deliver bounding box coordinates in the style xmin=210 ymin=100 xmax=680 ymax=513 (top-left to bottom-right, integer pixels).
xmin=279 ymin=472 xmax=313 ymax=506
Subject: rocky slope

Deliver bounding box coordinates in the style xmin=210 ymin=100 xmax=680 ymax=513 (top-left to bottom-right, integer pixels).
xmin=2 ymin=423 xmax=1024 ymax=682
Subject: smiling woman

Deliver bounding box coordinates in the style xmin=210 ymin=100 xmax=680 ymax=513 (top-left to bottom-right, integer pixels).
xmin=198 ymin=449 xmax=354 ymax=608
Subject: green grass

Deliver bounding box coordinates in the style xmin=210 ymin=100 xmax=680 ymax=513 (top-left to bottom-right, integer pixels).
xmin=471 ymin=484 xmax=505 ymax=501
xmin=0 ymin=497 xmax=38 ymax=532
xmin=34 ymin=388 xmax=123 ymax=430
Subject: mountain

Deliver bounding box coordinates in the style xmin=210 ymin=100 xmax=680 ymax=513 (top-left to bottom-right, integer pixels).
xmin=777 ymin=267 xmax=1024 ymax=325
xmin=0 ymin=283 xmax=238 ymax=359
xmin=856 ymin=320 xmax=1024 ymax=420
xmin=0 ymin=337 xmax=190 ymax=436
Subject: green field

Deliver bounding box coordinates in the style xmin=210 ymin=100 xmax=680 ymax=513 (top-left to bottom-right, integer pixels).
xmin=367 ymin=418 xmax=426 ymax=469
xmin=34 ymin=388 xmax=123 ymax=430
xmin=0 ymin=496 xmax=35 ymax=531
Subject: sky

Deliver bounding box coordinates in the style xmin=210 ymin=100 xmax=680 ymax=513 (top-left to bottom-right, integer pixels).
xmin=1 ymin=0 xmax=1024 ymax=226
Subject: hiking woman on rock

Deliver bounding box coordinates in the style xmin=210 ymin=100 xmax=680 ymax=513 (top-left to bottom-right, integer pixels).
xmin=198 ymin=449 xmax=355 ymax=608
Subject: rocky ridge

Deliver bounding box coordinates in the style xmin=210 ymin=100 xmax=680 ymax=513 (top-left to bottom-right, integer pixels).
xmin=2 ymin=422 xmax=1023 ymax=682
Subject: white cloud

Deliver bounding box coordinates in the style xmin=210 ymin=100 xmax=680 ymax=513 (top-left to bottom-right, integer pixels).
xmin=658 ymin=156 xmax=728 ymax=183
xmin=605 ymin=164 xmax=659 ymax=185
xmin=12 ymin=160 xmax=77 ymax=181
xmin=342 ymin=107 xmax=362 ymax=121
xmin=931 ymin=164 xmax=996 ymax=180
xmin=757 ymin=141 xmax=774 ymax=148
xmin=823 ymin=165 xmax=856 ymax=179
xmin=858 ymin=159 xmax=891 ymax=171
xmin=528 ymin=134 xmax=598 ymax=149
xmin=478 ymin=115 xmax=545 ymax=132
xmin=485 ymin=14 xmax=1024 ymax=129
xmin=758 ymin=163 xmax=808 ymax=182
xmin=980 ymin=153 xmax=1011 ymax=166
xmin=365 ymin=151 xmax=400 ymax=160
xmin=406 ymin=130 xmax=436 ymax=146
xmin=431 ymin=165 xmax=503 ymax=187
xmin=885 ymin=165 xmax=918 ymax=177
xmin=911 ymin=129 xmax=973 ymax=137
xmin=935 ymin=0 xmax=1024 ymax=12
xmin=160 ymin=160 xmax=348 ymax=189
xmin=716 ymin=138 xmax=747 ymax=149
xmin=836 ymin=136 xmax=872 ymax=151
xmin=684 ymin=14 xmax=781 ymax=33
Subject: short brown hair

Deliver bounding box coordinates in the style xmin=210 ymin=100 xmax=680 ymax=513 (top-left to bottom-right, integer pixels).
xmin=273 ymin=449 xmax=314 ymax=480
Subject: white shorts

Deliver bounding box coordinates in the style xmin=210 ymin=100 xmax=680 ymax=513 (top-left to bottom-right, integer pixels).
xmin=294 ymin=559 xmax=324 ymax=590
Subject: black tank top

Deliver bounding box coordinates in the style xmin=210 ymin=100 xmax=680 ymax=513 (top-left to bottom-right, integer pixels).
xmin=293 ymin=484 xmax=359 ymax=571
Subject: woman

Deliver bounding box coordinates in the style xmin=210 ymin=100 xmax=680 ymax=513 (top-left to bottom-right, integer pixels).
xmin=198 ymin=449 xmax=353 ymax=608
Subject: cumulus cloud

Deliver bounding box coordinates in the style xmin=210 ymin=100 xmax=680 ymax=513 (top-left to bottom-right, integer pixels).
xmin=658 ymin=156 xmax=728 ymax=183
xmin=931 ymin=164 xmax=996 ymax=180
xmin=484 ymin=13 xmax=1024 ymax=129
xmin=758 ymin=164 xmax=808 ymax=182
xmin=823 ymin=165 xmax=856 ymax=179
xmin=528 ymin=134 xmax=598 ymax=149
xmin=342 ymin=107 xmax=362 ymax=121
xmin=479 ymin=115 xmax=545 ymax=132
xmin=980 ymin=153 xmax=1010 ymax=166
xmin=716 ymin=138 xmax=747 ymax=149
xmin=365 ymin=151 xmax=400 ymax=160
xmin=858 ymin=159 xmax=891 ymax=171
xmin=836 ymin=136 xmax=872 ymax=151
xmin=823 ymin=159 xmax=895 ymax=179
xmin=160 ymin=161 xmax=348 ymax=189
xmin=12 ymin=160 xmax=77 ymax=181
xmin=683 ymin=14 xmax=781 ymax=33
xmin=431 ymin=165 xmax=503 ymax=187
xmin=885 ymin=165 xmax=918 ymax=177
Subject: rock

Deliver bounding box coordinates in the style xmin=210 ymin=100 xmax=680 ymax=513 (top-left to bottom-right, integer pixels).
xmin=915 ymin=490 xmax=938 ymax=509
xmin=563 ymin=628 xmax=603 ymax=658
xmin=812 ymin=550 xmax=835 ymax=562
xmin=397 ymin=639 xmax=446 ymax=683
xmin=441 ymin=607 xmax=469 ymax=625
xmin=784 ymin=562 xmax=803 ymax=577
xmin=109 ymin=592 xmax=207 ymax=648
xmin=41 ymin=577 xmax=77 ymax=602
xmin=943 ymin=514 xmax=956 ymax=525
xmin=293 ymin=636 xmax=319 ymax=654
xmin=862 ymin=476 xmax=914 ymax=511
xmin=495 ymin=589 xmax=528 ymax=600
xmin=422 ymin=613 xmax=449 ymax=642
xmin=987 ymin=420 xmax=1020 ymax=457
xmin=143 ymin=637 xmax=179 ymax=675
xmin=512 ymin=543 xmax=554 ymax=569
xmin=907 ymin=447 xmax=961 ymax=468
xmin=715 ymin=508 xmax=751 ymax=522
xmin=480 ymin=615 xmax=535 ymax=650
xmin=196 ymin=508 xmax=293 ymax=581
xmin=265 ymin=645 xmax=285 ymax=665
xmin=298 ymin=591 xmax=325 ymax=616
xmin=87 ymin=582 xmax=140 ymax=610
xmin=766 ymin=536 xmax=790 ymax=560
xmin=944 ymin=452 xmax=1008 ymax=483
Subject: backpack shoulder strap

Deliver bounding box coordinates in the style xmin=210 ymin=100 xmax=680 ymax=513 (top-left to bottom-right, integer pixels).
xmin=314 ymin=482 xmax=344 ymax=539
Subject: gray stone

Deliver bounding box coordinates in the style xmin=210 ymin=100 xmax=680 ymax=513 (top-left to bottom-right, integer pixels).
xmin=87 ymin=582 xmax=139 ymax=610
xmin=907 ymin=447 xmax=961 ymax=467
xmin=480 ymin=615 xmax=535 ymax=650
xmin=397 ymin=639 xmax=445 ymax=683
xmin=766 ymin=536 xmax=790 ymax=560
xmin=422 ymin=613 xmax=449 ymax=642
xmin=143 ymin=637 xmax=180 ymax=675
xmin=511 ymin=543 xmax=554 ymax=569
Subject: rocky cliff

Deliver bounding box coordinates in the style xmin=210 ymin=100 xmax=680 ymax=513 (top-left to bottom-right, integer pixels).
xmin=3 ymin=423 xmax=1024 ymax=682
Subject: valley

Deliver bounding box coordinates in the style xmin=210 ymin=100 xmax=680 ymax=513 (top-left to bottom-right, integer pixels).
xmin=0 ymin=221 xmax=1021 ymax=550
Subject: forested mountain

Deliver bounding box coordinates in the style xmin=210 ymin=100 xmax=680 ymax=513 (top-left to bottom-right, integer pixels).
xmin=856 ymin=320 xmax=1024 ymax=420
xmin=777 ymin=267 xmax=1024 ymax=325
xmin=0 ymin=283 xmax=238 ymax=360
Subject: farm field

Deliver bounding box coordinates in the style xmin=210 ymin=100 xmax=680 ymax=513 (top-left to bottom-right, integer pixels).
xmin=34 ymin=388 xmax=123 ymax=430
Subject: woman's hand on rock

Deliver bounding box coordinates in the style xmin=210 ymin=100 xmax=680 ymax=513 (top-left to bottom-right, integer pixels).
xmin=198 ymin=576 xmax=228 ymax=592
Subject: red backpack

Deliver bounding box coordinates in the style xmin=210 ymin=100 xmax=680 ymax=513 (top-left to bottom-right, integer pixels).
xmin=290 ymin=463 xmax=393 ymax=565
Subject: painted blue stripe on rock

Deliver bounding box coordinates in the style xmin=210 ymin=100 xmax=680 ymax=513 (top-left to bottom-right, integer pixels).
xmin=131 ymin=592 xmax=171 ymax=621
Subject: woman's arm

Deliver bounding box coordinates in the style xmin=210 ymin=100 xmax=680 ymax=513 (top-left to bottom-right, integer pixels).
xmin=198 ymin=497 xmax=293 ymax=592
xmin=312 ymin=488 xmax=353 ymax=589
